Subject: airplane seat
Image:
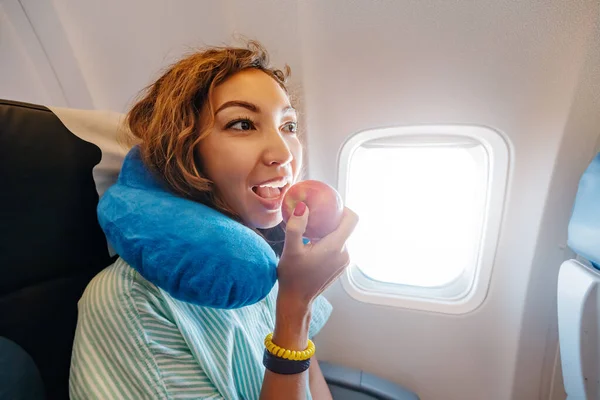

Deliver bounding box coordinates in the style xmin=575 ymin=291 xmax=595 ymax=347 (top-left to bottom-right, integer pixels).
xmin=0 ymin=99 xmax=123 ymax=400
xmin=557 ymin=152 xmax=600 ymax=400
xmin=0 ymin=99 xmax=418 ymax=400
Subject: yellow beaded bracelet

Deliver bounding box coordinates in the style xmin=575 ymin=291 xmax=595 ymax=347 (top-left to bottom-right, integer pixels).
xmin=264 ymin=333 xmax=316 ymax=361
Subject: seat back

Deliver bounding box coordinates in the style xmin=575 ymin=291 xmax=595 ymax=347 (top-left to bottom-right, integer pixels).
xmin=568 ymin=153 xmax=600 ymax=269
xmin=557 ymin=152 xmax=600 ymax=399
xmin=0 ymin=99 xmax=126 ymax=399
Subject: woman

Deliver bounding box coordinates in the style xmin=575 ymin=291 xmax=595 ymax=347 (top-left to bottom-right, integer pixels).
xmin=69 ymin=41 xmax=358 ymax=399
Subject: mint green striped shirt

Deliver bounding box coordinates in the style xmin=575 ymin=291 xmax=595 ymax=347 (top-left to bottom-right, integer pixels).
xmin=69 ymin=258 xmax=332 ymax=399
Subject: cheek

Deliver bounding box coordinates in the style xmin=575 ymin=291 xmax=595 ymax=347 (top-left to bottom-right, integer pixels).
xmin=290 ymin=138 xmax=303 ymax=178
xmin=198 ymin=140 xmax=240 ymax=182
xmin=209 ymin=154 xmax=253 ymax=198
xmin=212 ymin=165 xmax=246 ymax=195
xmin=196 ymin=140 xmax=216 ymax=176
xmin=196 ymin=144 xmax=233 ymax=197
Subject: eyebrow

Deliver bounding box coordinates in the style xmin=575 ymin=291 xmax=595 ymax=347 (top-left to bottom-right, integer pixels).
xmin=214 ymin=100 xmax=296 ymax=115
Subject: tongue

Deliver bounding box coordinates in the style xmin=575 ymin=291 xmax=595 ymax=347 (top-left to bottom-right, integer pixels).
xmin=255 ymin=186 xmax=281 ymax=199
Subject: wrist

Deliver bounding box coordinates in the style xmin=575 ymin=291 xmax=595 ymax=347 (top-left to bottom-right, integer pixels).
xmin=273 ymin=293 xmax=312 ymax=351
xmin=276 ymin=290 xmax=312 ymax=316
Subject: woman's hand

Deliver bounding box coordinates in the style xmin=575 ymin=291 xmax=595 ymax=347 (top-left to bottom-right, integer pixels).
xmin=261 ymin=202 xmax=357 ymax=400
xmin=277 ymin=202 xmax=359 ymax=309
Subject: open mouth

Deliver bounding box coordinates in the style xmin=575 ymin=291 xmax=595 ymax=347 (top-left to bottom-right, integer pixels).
xmin=251 ymin=178 xmax=291 ymax=210
xmin=252 ymin=185 xmax=283 ymax=199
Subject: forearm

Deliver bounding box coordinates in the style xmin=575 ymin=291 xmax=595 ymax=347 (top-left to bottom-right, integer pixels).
xmin=309 ymin=360 xmax=333 ymax=400
xmin=259 ymin=295 xmax=312 ymax=400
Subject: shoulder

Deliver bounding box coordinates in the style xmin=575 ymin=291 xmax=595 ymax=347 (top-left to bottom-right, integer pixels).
xmin=71 ymin=258 xmax=171 ymax=399
xmin=78 ymin=258 xmax=133 ymax=315
xmin=78 ymin=257 xmax=162 ymax=316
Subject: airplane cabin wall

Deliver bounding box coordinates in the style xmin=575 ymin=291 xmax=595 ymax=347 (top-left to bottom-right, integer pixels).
xmin=2 ymin=1 xmax=600 ymax=399
xmin=513 ymin=11 xmax=600 ymax=400
xmin=301 ymin=2 xmax=600 ymax=399
xmin=0 ymin=1 xmax=65 ymax=106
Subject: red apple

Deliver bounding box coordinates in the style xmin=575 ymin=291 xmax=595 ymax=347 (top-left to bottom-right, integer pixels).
xmin=281 ymin=180 xmax=344 ymax=240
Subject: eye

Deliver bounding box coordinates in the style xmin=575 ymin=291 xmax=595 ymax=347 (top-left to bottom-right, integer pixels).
xmin=282 ymin=122 xmax=298 ymax=134
xmin=227 ymin=118 xmax=256 ymax=131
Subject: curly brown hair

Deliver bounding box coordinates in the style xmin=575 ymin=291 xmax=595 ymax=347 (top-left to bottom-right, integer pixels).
xmin=124 ymin=40 xmax=291 ymax=253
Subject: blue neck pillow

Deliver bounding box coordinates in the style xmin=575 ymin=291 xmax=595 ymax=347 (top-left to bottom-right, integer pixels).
xmin=568 ymin=152 xmax=600 ymax=270
xmin=97 ymin=145 xmax=278 ymax=309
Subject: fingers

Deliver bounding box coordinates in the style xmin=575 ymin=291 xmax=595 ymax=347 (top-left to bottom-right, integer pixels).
xmin=317 ymin=207 xmax=359 ymax=251
xmin=283 ymin=202 xmax=309 ymax=254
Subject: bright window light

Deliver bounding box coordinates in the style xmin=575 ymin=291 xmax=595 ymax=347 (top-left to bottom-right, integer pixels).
xmin=346 ymin=144 xmax=487 ymax=287
xmin=338 ymin=125 xmax=510 ymax=314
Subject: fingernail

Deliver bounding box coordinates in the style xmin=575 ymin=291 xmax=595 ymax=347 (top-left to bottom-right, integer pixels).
xmin=294 ymin=202 xmax=307 ymax=216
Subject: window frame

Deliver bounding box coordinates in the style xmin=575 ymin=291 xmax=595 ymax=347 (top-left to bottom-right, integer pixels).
xmin=337 ymin=124 xmax=511 ymax=314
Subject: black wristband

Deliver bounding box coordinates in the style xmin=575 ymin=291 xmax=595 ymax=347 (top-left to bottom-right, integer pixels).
xmin=262 ymin=349 xmax=311 ymax=375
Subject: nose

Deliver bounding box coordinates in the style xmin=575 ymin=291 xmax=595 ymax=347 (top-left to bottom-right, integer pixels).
xmin=262 ymin=129 xmax=293 ymax=166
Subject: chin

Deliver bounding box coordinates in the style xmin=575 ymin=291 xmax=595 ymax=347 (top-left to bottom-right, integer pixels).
xmin=250 ymin=212 xmax=283 ymax=230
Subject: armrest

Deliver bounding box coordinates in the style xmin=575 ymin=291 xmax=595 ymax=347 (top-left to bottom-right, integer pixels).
xmin=319 ymin=361 xmax=419 ymax=400
xmin=0 ymin=337 xmax=45 ymax=400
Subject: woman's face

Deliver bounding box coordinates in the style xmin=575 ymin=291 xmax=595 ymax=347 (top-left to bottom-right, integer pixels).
xmin=197 ymin=69 xmax=302 ymax=229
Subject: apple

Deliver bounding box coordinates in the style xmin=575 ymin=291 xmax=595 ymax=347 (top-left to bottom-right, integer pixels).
xmin=281 ymin=180 xmax=344 ymax=240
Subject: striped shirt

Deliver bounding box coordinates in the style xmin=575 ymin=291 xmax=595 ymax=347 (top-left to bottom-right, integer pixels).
xmin=69 ymin=258 xmax=332 ymax=399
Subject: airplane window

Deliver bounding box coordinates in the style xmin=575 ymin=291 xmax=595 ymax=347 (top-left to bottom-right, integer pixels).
xmin=338 ymin=126 xmax=510 ymax=313
xmin=346 ymin=144 xmax=486 ymax=287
